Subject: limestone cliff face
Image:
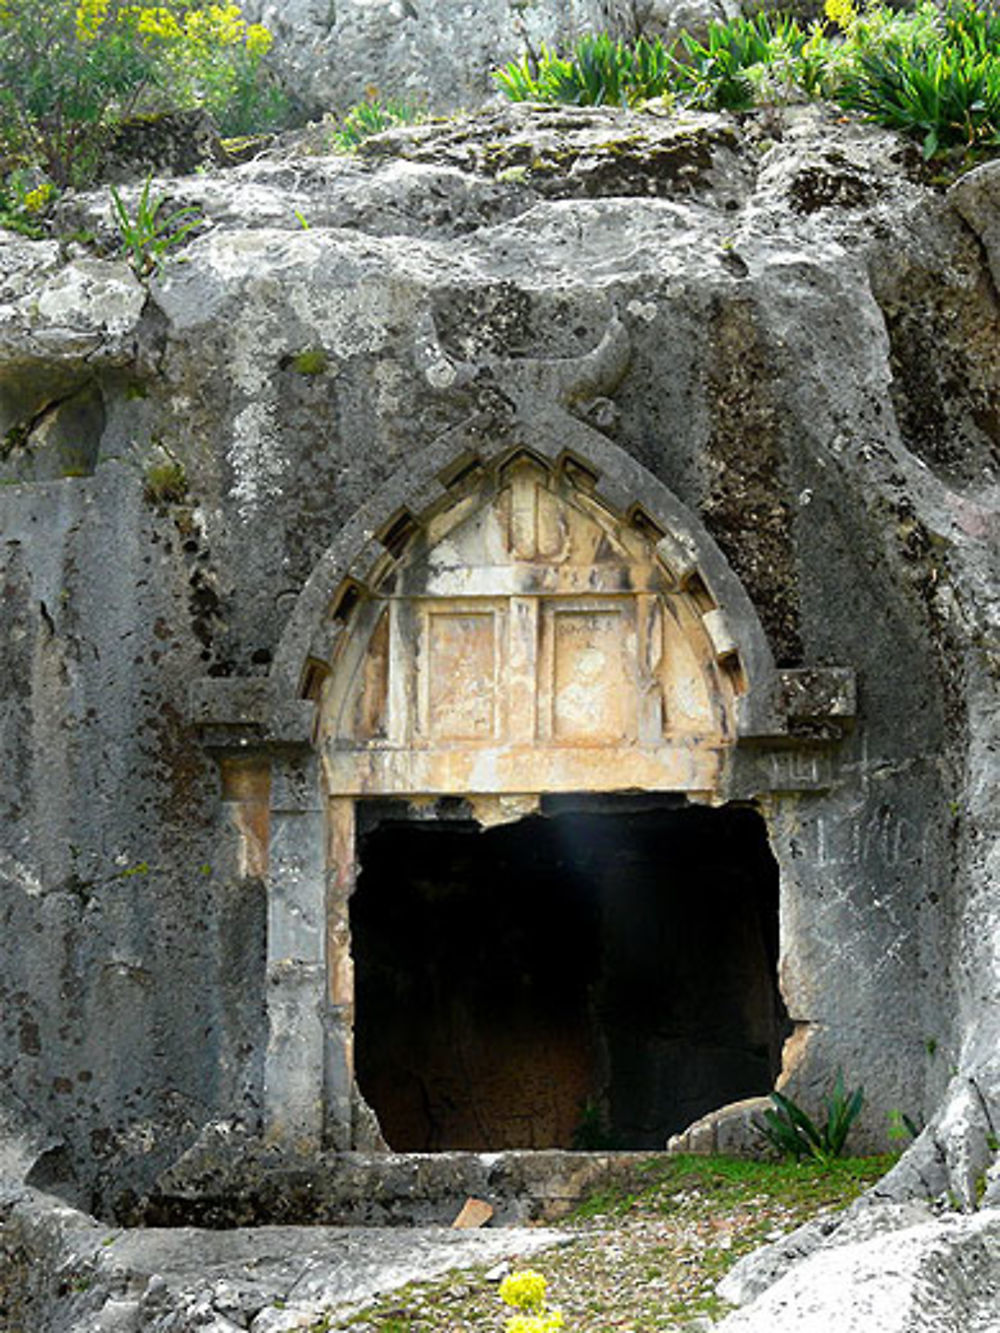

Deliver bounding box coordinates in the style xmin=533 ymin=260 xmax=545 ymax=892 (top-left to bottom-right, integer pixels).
xmin=238 ymin=0 xmax=736 ymax=116
xmin=0 ymin=103 xmax=998 ymax=1236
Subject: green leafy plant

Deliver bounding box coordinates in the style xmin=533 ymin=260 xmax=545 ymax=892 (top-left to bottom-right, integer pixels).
xmin=494 ymin=33 xmax=673 ymax=107
xmin=671 ymin=11 xmax=806 ymax=111
xmin=838 ymin=37 xmax=1000 ymax=158
xmin=571 ymin=1099 xmax=617 ymax=1150
xmin=0 ymin=0 xmax=280 ymax=187
xmin=754 ymin=1070 xmax=865 ymax=1163
xmin=111 ymin=172 xmax=203 ymax=276
xmin=333 ymin=94 xmax=424 ymax=150
xmin=887 ymin=1107 xmax=922 ymax=1146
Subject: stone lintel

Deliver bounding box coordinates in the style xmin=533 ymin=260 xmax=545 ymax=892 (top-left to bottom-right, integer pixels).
xmin=727 ymin=744 xmax=842 ymax=797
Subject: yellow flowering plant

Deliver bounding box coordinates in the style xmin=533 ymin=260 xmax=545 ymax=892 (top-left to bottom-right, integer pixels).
xmin=825 ymin=0 xmax=858 ymax=34
xmin=498 ymin=1271 xmax=566 ymax=1333
xmin=0 ymin=0 xmax=284 ymax=187
xmin=0 ymin=172 xmax=59 ymax=238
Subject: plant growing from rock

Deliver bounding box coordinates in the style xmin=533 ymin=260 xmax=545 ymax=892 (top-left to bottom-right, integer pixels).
xmin=0 ymin=0 xmax=279 ymax=187
xmin=836 ymin=19 xmax=1000 ymax=157
xmin=110 ymin=172 xmax=203 ymax=276
xmin=670 ymin=11 xmax=806 ymax=111
xmin=494 ymin=33 xmax=673 ymax=106
xmin=494 ymin=0 xmax=1000 ymax=160
xmin=143 ymin=459 xmax=187 ymax=504
xmin=0 ymin=172 xmax=58 ymax=238
xmin=333 ymin=93 xmax=424 ymax=150
xmin=754 ymin=1070 xmax=865 ymax=1164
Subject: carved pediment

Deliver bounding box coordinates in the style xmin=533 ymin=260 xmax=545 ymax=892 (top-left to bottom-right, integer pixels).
xmin=319 ymin=457 xmax=742 ymax=796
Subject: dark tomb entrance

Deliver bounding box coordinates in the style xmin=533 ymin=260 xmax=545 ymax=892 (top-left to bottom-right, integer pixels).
xmin=351 ymin=797 xmax=788 ymax=1151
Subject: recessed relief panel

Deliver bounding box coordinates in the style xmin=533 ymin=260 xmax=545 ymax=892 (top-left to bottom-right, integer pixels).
xmin=419 ymin=607 xmax=503 ymax=742
xmin=542 ymin=602 xmax=635 ymax=744
xmin=661 ymin=603 xmax=718 ymax=736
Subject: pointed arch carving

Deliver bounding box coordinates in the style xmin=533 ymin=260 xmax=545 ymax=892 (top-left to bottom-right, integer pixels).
xmin=192 ymin=419 xmax=855 ymax=793
xmin=317 ymin=449 xmax=750 ymax=796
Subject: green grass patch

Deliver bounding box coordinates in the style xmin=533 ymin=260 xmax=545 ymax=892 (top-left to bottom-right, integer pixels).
xmin=574 ymin=1153 xmax=893 ymax=1220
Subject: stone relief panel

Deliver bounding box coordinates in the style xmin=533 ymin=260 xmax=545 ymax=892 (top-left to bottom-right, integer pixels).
xmin=319 ymin=456 xmax=739 ymax=796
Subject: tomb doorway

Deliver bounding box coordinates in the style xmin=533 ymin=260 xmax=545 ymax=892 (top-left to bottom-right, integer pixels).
xmin=351 ymin=797 xmax=786 ymax=1151
xmin=199 ymin=427 xmax=854 ymax=1153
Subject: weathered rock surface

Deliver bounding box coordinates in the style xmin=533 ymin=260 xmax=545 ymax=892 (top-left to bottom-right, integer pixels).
xmin=239 ymin=0 xmax=741 ymax=117
xmin=716 ymin=1202 xmax=1000 ymax=1331
xmin=2 ymin=96 xmax=1000 ymax=1331
xmin=0 ymin=1177 xmax=566 ymax=1333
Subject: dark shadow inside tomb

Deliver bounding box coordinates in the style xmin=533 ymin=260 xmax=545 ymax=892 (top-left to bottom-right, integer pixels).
xmin=352 ymin=796 xmax=790 ymax=1153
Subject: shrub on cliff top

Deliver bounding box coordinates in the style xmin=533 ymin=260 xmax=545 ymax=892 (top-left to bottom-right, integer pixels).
xmin=0 ymin=0 xmax=281 ymax=186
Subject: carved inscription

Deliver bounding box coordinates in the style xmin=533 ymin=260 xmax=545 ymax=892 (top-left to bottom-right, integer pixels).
xmin=544 ymin=605 xmax=631 ymax=743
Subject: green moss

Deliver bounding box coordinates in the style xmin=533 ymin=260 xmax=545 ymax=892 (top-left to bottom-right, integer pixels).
xmin=495 ymin=164 xmax=530 ymax=183
xmin=292 ymin=347 xmax=329 ymax=376
xmin=119 ymin=861 xmax=150 ymax=878
xmin=2 ymin=420 xmax=31 ymax=459
xmin=144 ymin=460 xmax=187 ymax=505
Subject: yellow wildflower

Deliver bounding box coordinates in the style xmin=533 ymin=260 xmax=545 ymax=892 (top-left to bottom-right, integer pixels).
xmin=245 ymin=22 xmax=272 ymax=56
xmin=209 ymin=3 xmax=247 ymax=44
xmin=824 ymin=0 xmax=857 ymax=30
xmin=499 ymin=1271 xmax=548 ymax=1314
xmin=22 ymin=183 xmax=56 ymax=213
xmin=133 ymin=6 xmax=183 ymax=40
xmin=184 ymin=4 xmax=246 ymax=46
xmin=75 ymin=0 xmax=110 ymax=41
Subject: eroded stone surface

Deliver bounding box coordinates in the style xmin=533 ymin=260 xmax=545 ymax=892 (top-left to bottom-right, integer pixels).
xmin=0 ymin=1177 xmax=567 ymax=1333
xmin=1 ymin=100 xmax=1000 ymax=1332
xmin=716 ymin=1204 xmax=1000 ymax=1332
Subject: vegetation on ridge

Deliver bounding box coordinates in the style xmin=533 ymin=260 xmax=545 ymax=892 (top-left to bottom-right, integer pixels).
xmin=306 ymin=1154 xmax=894 ymax=1333
xmin=0 ymin=0 xmax=288 ymax=241
xmin=495 ymin=0 xmax=1000 ymax=161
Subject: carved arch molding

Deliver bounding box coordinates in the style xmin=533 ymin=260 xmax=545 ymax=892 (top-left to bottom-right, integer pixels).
xmin=191 ymin=326 xmax=857 ymax=1149
xmin=321 ymin=452 xmax=742 ymax=798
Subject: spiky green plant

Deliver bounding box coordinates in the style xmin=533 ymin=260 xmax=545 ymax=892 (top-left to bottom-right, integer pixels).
xmin=755 ymin=1070 xmax=865 ymax=1164
xmin=671 ymin=11 xmax=806 ymax=110
xmin=838 ymin=39 xmax=1000 ymax=157
xmin=494 ymin=33 xmax=673 ymax=107
xmin=110 ymin=172 xmax=202 ymax=277
xmin=333 ymin=95 xmax=423 ymax=150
